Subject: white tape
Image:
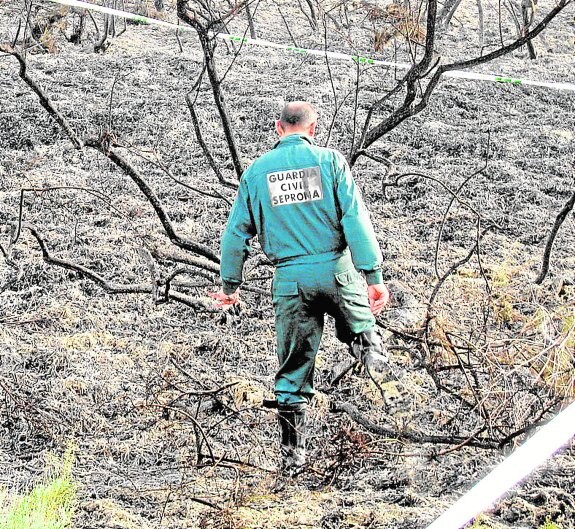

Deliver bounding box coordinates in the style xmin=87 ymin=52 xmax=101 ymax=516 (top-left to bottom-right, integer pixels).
xmin=41 ymin=0 xmax=575 ymax=92
xmin=426 ymin=400 xmax=575 ymax=529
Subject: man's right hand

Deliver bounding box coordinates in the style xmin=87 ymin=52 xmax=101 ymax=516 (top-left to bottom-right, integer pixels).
xmin=209 ymin=289 xmax=240 ymax=308
xmin=367 ymin=284 xmax=390 ymax=315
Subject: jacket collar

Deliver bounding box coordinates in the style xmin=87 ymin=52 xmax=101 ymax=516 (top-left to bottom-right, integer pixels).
xmin=273 ymin=134 xmax=315 ymax=149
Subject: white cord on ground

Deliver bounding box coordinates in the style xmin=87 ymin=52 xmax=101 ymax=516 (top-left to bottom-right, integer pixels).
xmin=426 ymin=400 xmax=575 ymax=529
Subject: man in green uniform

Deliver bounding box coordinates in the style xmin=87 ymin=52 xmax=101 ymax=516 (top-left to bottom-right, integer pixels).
xmin=212 ymin=101 xmax=390 ymax=469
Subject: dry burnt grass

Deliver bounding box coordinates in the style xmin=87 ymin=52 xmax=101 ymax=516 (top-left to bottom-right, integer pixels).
xmin=1 ymin=0 xmax=575 ymax=527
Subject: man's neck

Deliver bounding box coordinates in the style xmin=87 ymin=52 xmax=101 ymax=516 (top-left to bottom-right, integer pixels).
xmin=281 ymin=131 xmax=312 ymax=139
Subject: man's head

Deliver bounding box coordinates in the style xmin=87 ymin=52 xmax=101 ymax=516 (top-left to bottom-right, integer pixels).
xmin=275 ymin=101 xmax=318 ymax=139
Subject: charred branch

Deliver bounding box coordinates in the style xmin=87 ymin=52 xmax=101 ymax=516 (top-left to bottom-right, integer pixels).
xmin=25 ymin=224 xmax=213 ymax=310
xmin=245 ymin=0 xmax=257 ymax=39
xmin=535 ymin=189 xmax=575 ymax=284
xmin=333 ymin=399 xmax=562 ymax=451
xmin=119 ymin=140 xmax=234 ymax=206
xmin=150 ymin=244 xmax=221 ymax=275
xmin=93 ymin=14 xmax=110 ymax=52
xmin=0 ymin=44 xmax=83 ymax=149
xmin=27 ymin=224 xmax=152 ymax=295
xmin=332 ymin=401 xmax=499 ymax=449
xmin=383 ymin=172 xmax=483 ymax=218
xmin=1 ymin=43 xmax=220 ymax=266
xmin=150 ymin=244 xmax=268 ymax=296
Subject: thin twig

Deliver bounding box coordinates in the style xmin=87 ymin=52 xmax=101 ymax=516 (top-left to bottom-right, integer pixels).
xmin=277 ymin=4 xmax=299 ymax=47
xmin=185 ymin=95 xmax=239 ymax=190
xmin=434 ymin=147 xmax=489 ymax=278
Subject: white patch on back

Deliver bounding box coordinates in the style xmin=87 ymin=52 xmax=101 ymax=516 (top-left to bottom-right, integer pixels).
xmin=267 ymin=166 xmax=323 ymax=207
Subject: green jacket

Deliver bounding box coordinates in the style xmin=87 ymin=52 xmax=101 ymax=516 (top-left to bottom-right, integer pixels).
xmin=220 ymin=134 xmax=383 ymax=293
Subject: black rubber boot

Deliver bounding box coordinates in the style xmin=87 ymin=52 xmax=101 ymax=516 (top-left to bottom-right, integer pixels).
xmin=278 ymin=403 xmax=307 ymax=470
xmin=349 ymin=327 xmax=388 ymax=373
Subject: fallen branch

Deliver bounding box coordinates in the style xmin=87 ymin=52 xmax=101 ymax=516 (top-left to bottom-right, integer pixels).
xmin=26 ymin=224 xmax=214 ymax=310
xmin=332 ymin=401 xmax=499 ymax=449
xmin=150 ymin=244 xmax=268 ymax=295
xmin=150 ymin=243 xmax=220 ymax=274
xmin=495 ymin=397 xmax=563 ymax=448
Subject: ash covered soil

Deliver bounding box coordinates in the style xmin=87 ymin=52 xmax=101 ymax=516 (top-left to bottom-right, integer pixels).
xmin=1 ymin=0 xmax=575 ymax=528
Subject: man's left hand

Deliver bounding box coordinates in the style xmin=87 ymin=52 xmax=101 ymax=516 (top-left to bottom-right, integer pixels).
xmin=209 ymin=289 xmax=240 ymax=308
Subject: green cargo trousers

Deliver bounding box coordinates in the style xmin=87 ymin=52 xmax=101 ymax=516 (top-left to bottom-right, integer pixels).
xmin=272 ymin=250 xmax=376 ymax=406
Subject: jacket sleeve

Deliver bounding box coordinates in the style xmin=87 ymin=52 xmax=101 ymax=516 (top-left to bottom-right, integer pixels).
xmin=334 ymin=152 xmax=383 ymax=285
xmin=220 ymin=176 xmax=256 ymax=294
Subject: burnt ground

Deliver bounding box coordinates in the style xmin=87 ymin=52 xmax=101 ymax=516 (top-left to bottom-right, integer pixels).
xmin=1 ymin=0 xmax=575 ymax=528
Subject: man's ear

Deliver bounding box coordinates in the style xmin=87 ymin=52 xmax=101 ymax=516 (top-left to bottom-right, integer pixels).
xmin=275 ymin=120 xmax=285 ymax=137
xmin=308 ymin=121 xmax=317 ymax=138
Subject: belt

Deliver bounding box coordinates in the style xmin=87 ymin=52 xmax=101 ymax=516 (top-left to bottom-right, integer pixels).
xmin=274 ymin=247 xmax=349 ymax=268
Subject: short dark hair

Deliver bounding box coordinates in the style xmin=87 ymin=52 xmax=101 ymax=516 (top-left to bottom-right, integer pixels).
xmin=280 ymin=102 xmax=318 ymax=127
